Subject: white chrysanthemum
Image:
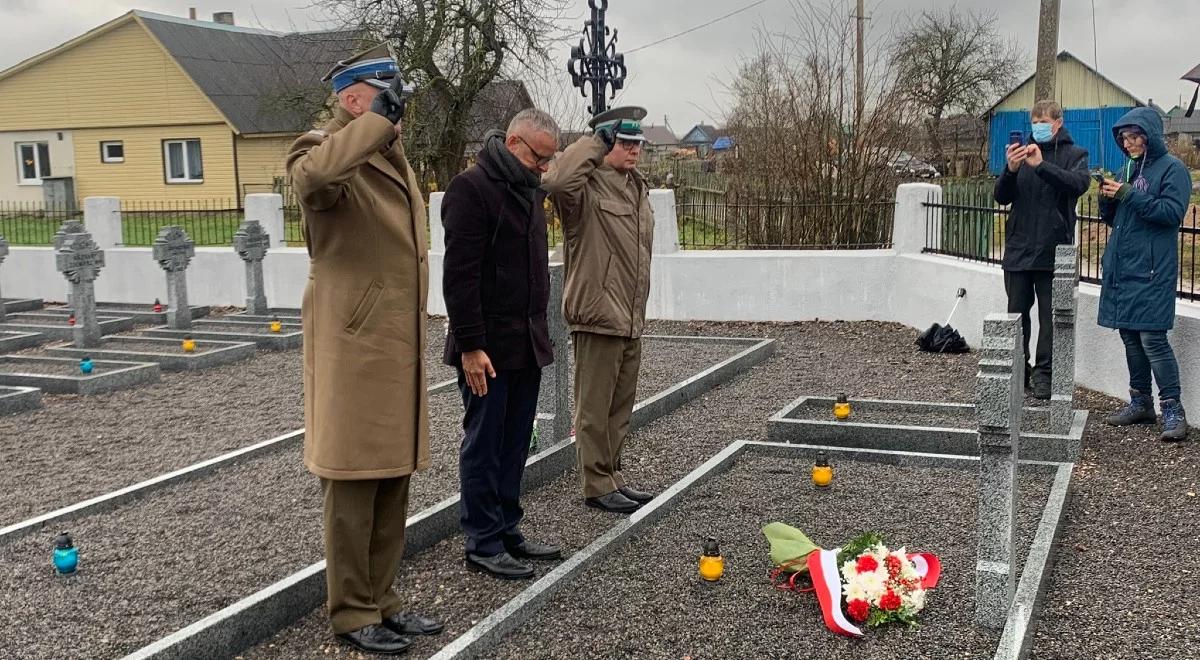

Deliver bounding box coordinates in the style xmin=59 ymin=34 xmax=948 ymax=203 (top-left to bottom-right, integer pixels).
xmin=844 ymin=581 xmax=869 ymax=603
xmin=841 ymin=560 xmax=858 ymax=580
xmin=905 ymin=587 xmax=927 ymax=611
xmin=853 ymin=569 xmax=888 ymax=602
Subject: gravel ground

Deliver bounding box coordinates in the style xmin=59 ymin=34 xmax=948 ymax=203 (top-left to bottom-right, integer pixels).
xmin=72 ymin=338 xmax=241 ymax=354
xmin=0 ymin=336 xmax=731 ymax=660
xmin=243 ymin=320 xmax=983 ymax=659
xmin=490 ymin=453 xmax=1051 ymax=659
xmin=1030 ymin=387 xmax=1200 ymax=659
xmin=0 ymin=319 xmax=451 ymax=526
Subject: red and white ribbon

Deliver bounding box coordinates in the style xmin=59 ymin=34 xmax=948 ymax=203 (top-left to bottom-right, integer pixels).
xmin=805 ymin=549 xmax=942 ymax=638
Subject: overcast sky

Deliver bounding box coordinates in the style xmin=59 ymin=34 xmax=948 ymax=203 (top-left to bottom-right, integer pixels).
xmin=1 ymin=0 xmax=1196 ymax=134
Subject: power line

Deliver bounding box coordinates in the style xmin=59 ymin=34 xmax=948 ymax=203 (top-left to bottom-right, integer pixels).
xmin=625 ymin=0 xmax=770 ymax=54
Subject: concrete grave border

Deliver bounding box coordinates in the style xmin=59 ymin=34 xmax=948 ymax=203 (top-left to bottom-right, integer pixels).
xmin=228 ymin=307 xmax=301 ymax=319
xmin=142 ymin=326 xmax=303 ymax=351
xmin=0 ymin=330 xmax=46 ymax=353
xmin=192 ymin=318 xmax=302 ymax=330
xmin=768 ymin=395 xmax=1087 ymax=463
xmin=39 ymin=303 xmax=211 ymax=325
xmin=45 ymin=336 xmax=256 ymax=371
xmin=1 ymin=298 xmax=44 ymax=313
xmin=0 ymin=385 xmax=41 ymax=415
xmin=0 ymin=355 xmax=159 ymax=394
xmin=0 ymin=316 xmax=135 ymax=341
xmin=428 ymin=441 xmax=1072 ymax=660
xmin=121 ymin=335 xmax=776 ymax=660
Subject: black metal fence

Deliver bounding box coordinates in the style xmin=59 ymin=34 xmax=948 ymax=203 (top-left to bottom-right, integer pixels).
xmin=0 ymin=201 xmax=82 ymax=245
xmin=120 ymin=199 xmax=248 ymax=246
xmin=923 ymin=186 xmax=1200 ymax=301
xmin=675 ymin=188 xmax=895 ymax=249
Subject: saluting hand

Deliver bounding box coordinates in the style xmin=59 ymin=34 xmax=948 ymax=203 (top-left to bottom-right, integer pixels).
xmin=462 ymin=350 xmax=496 ymax=397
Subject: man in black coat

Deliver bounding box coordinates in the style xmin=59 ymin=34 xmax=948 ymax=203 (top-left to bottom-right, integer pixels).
xmin=994 ymin=100 xmax=1090 ymax=399
xmin=442 ymin=108 xmax=563 ymax=580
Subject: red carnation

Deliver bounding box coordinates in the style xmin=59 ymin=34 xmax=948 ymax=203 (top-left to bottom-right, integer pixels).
xmin=886 ymin=555 xmax=902 ymax=577
xmin=879 ymin=589 xmax=902 ymax=611
xmin=847 ymin=598 xmax=870 ymax=622
xmin=855 ymin=555 xmax=879 ymax=573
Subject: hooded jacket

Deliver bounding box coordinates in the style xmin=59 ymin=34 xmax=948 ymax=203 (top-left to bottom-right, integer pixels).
xmin=994 ymin=126 xmax=1090 ymax=271
xmin=1097 ymin=107 xmax=1193 ymax=331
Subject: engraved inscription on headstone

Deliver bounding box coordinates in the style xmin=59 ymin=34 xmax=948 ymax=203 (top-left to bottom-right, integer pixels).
xmin=152 ymin=226 xmax=195 ymax=330
xmin=53 ymin=220 xmax=90 ymax=306
xmin=55 ymin=234 xmax=105 ymax=348
xmin=233 ymin=221 xmax=271 ymax=315
xmin=974 ymin=313 xmax=1022 ymax=629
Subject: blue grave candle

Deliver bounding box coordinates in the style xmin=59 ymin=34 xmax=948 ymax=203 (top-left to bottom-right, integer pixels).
xmin=80 ymin=357 xmax=94 ymax=374
xmin=53 ymin=532 xmax=78 ymax=575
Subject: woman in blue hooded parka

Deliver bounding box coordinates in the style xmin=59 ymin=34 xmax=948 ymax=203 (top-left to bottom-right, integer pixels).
xmin=1098 ymin=107 xmax=1193 ymax=441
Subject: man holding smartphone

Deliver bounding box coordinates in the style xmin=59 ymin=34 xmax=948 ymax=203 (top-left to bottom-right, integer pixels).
xmin=993 ymin=100 xmax=1090 ymax=399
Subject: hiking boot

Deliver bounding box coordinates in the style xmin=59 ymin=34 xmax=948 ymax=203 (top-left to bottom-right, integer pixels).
xmin=1160 ymin=398 xmax=1189 ymax=442
xmin=1104 ymin=390 xmax=1156 ymax=426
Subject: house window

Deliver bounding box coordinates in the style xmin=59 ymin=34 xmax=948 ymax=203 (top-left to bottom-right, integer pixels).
xmin=100 ymin=141 xmax=124 ymax=163
xmin=163 ymin=139 xmax=203 ymax=183
xmin=16 ymin=142 xmax=51 ymax=185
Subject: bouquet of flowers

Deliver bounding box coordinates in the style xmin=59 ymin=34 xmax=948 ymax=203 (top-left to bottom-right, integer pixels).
xmin=762 ymin=524 xmax=941 ymax=638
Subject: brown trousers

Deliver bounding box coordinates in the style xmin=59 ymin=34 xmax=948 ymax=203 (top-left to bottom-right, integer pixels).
xmin=321 ymin=476 xmax=411 ymax=634
xmin=572 ymin=331 xmax=642 ymax=498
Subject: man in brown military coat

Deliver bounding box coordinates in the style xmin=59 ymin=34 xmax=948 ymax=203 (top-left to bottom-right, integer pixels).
xmin=543 ymin=108 xmax=656 ymax=514
xmin=287 ymin=44 xmax=442 ymax=655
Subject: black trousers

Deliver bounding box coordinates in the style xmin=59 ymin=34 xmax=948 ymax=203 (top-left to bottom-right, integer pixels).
xmin=457 ymin=366 xmax=542 ymax=556
xmin=1004 ymin=270 xmax=1053 ymax=385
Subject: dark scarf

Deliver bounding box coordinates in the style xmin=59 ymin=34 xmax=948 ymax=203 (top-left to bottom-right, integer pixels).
xmin=482 ymin=130 xmax=540 ymax=212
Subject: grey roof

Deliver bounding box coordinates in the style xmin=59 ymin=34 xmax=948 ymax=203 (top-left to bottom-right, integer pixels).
xmin=1166 ymin=105 xmax=1200 ymax=134
xmin=641 ymin=125 xmax=678 ymax=145
xmin=137 ymin=11 xmax=363 ymax=134
xmin=462 ymin=80 xmax=535 ymax=144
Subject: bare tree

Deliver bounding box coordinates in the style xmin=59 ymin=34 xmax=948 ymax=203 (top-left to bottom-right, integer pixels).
xmin=318 ymin=0 xmax=570 ymax=186
xmin=891 ymin=10 xmax=1024 ymax=174
xmin=716 ymin=1 xmax=922 ymax=249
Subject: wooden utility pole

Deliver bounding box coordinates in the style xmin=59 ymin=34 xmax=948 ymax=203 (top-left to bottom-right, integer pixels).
xmin=854 ymin=0 xmax=866 ymax=130
xmin=1034 ymin=0 xmax=1060 ymax=102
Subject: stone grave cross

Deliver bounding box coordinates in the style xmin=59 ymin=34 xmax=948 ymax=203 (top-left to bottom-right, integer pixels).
xmin=152 ymin=226 xmax=196 ymax=330
xmin=0 ymin=235 xmax=8 ymax=322
xmin=1050 ymin=245 xmax=1078 ymax=435
xmin=232 ymin=221 xmax=270 ymax=315
xmin=53 ymin=220 xmax=89 ymax=307
xmin=55 ymin=234 xmax=105 ymax=348
xmin=974 ymin=313 xmax=1023 ymax=629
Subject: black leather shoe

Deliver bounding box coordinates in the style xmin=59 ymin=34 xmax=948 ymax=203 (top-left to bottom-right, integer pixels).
xmin=618 ymin=486 xmax=655 ymax=503
xmin=336 ymin=624 xmax=412 ymax=655
xmin=383 ymin=611 xmax=444 ymax=637
xmin=465 ymin=551 xmax=535 ymax=580
xmin=585 ymin=491 xmax=640 ymax=513
xmin=506 ymin=539 xmax=562 ymax=560
xmin=1032 ymin=381 xmax=1051 ymax=400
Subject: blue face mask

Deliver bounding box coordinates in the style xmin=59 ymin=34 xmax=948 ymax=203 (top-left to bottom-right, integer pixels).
xmin=1031 ymin=122 xmax=1054 ymax=143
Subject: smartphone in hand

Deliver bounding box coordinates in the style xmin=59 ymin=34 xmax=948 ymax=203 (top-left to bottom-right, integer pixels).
xmin=1008 ymin=130 xmax=1024 ymax=146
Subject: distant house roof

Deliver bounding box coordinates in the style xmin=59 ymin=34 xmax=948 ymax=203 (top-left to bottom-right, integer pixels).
xmin=640 ymin=124 xmax=677 ymax=145
xmin=137 ymin=11 xmax=364 ymax=135
xmin=463 ymin=80 xmax=534 ymax=142
xmin=712 ymin=135 xmax=734 ymax=150
xmin=983 ymin=51 xmax=1145 ymax=117
xmin=682 ymin=124 xmax=719 ymax=145
xmin=1166 ymin=105 xmax=1200 ymax=134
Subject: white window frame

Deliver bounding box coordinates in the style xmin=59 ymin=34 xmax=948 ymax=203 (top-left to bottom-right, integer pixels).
xmin=15 ymin=141 xmax=50 ymax=185
xmin=163 ymin=139 xmax=203 ymax=184
xmin=100 ymin=141 xmax=124 ymax=163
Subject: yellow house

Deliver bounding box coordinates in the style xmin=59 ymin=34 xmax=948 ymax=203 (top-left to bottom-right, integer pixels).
xmin=0 ymin=10 xmax=360 ymax=205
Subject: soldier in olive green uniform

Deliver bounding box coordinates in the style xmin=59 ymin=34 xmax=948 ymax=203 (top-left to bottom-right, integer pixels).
xmin=543 ymin=107 xmax=656 ymax=514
